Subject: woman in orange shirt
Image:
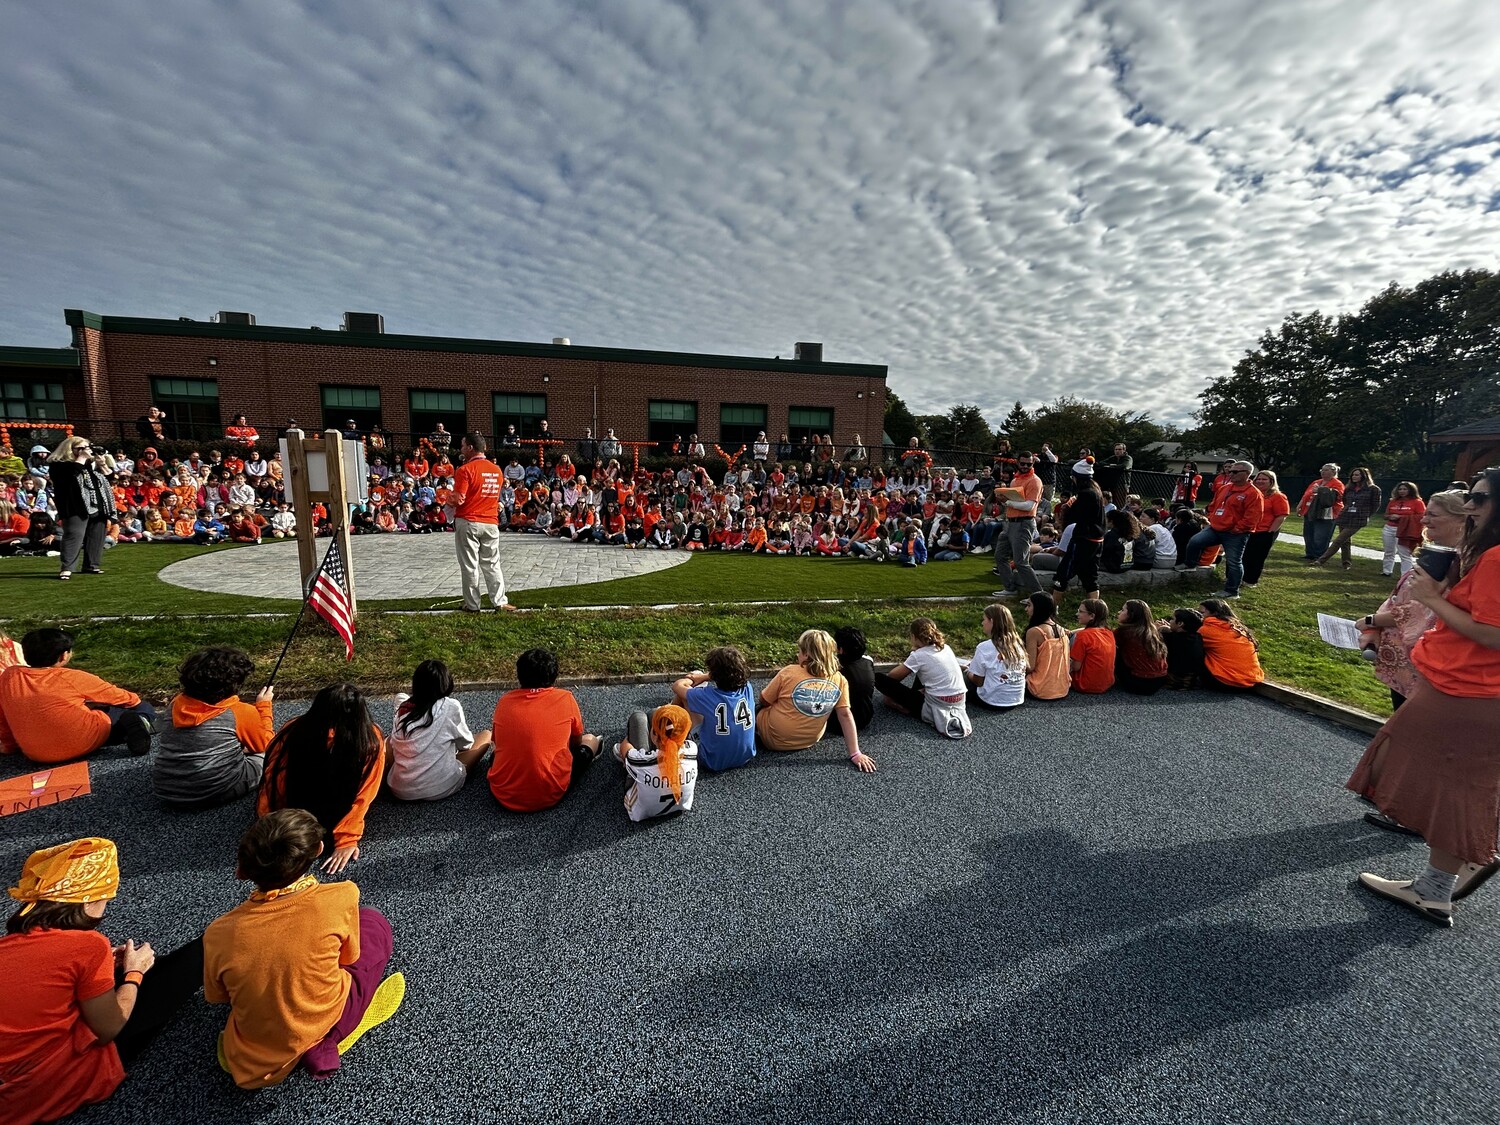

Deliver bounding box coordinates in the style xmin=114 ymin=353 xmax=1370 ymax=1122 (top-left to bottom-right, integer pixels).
xmin=258 ymin=684 xmax=384 ymax=875
xmin=1380 ymin=481 xmax=1427 ymax=578
xmin=1348 ymin=470 xmax=1500 ymax=927
xmin=1240 ymin=469 xmax=1291 ymax=588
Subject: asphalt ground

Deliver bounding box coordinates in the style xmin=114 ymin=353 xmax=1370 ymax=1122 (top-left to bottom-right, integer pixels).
xmin=3 ymin=684 xmax=1497 ymax=1125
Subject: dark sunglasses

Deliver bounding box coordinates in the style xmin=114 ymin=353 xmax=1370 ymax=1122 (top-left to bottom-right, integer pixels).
xmin=1467 ymin=491 xmax=1493 ymax=505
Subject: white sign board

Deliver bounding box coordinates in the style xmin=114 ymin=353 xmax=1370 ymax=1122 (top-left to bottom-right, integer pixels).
xmin=280 ymin=435 xmax=368 ymax=505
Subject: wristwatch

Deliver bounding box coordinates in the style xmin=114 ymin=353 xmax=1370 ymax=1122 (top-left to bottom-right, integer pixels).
xmin=1364 ymin=615 xmax=1374 ymax=627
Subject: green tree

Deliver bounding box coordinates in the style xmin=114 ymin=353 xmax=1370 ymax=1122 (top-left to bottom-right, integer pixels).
xmin=1006 ymin=396 xmax=1170 ymax=469
xmin=921 ymin=404 xmax=994 ymax=451
xmin=1192 ymin=311 xmax=1343 ymax=474
xmin=883 ymin=389 xmax=922 ymax=451
xmin=1001 ymin=401 xmax=1030 ymax=439
xmin=1336 ymin=270 xmax=1500 ymax=475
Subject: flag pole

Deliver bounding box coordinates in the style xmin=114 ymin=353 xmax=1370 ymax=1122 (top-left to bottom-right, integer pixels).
xmin=265 ymin=540 xmax=333 ymax=690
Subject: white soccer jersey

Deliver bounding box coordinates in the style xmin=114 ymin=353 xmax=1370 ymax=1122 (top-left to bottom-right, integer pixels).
xmin=621 ymin=740 xmax=699 ymax=822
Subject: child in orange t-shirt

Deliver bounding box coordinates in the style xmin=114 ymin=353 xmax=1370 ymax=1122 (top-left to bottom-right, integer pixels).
xmin=1197 ymin=599 xmax=1265 ymax=689
xmin=257 ymin=685 xmax=384 ymax=875
xmin=1069 ymin=598 xmax=1117 ymax=693
xmin=0 ymin=628 xmax=156 ymax=762
xmin=205 ymin=810 xmax=401 ymax=1088
xmin=488 ymin=648 xmax=602 ymax=812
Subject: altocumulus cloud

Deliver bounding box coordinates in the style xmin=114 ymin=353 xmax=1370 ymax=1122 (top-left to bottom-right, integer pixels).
xmin=1 ymin=0 xmax=1498 ymax=425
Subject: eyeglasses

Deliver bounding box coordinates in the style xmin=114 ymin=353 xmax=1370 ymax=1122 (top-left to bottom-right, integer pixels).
xmin=1467 ymin=491 xmax=1493 ymax=506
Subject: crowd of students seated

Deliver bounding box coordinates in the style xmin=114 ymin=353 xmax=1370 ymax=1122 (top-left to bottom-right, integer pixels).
xmin=0 ymin=558 xmax=1267 ymax=1121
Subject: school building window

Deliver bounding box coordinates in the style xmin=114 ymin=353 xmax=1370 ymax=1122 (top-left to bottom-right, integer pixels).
xmin=648 ymin=400 xmax=697 ymax=448
xmin=321 ymin=385 xmax=382 ymax=434
xmin=2 ymin=381 xmax=65 ymax=420
xmin=493 ymin=393 xmax=547 ymax=440
xmin=151 ymin=376 xmax=220 ymax=439
xmin=409 ymin=389 xmax=466 ymax=443
xmin=788 ymin=406 xmax=833 ymax=446
xmin=719 ymin=404 xmax=767 ymax=450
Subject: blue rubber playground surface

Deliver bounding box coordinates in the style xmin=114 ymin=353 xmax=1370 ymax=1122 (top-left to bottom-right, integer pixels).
xmin=3 ymin=684 xmax=1497 ymax=1124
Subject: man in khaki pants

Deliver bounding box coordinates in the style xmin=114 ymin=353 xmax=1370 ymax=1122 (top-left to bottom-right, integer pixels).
xmin=448 ymin=432 xmax=514 ymax=612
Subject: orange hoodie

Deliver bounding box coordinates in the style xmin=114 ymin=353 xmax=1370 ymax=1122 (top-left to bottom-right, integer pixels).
xmin=0 ymin=664 xmax=140 ymax=762
xmin=257 ymin=727 xmax=385 ymax=850
xmin=1200 ymin=617 xmax=1265 ymax=687
xmin=171 ymin=694 xmax=274 ymax=752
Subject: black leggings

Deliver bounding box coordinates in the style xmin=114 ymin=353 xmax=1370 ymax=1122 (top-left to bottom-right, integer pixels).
xmin=1115 ymin=668 xmax=1168 ymax=695
xmin=874 ymin=671 xmax=924 ymax=715
xmin=1241 ymin=530 xmax=1279 ymax=585
xmin=113 ymin=937 xmax=204 ymax=1066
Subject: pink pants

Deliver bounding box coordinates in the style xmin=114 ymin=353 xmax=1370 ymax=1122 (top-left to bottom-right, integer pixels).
xmin=301 ymin=908 xmax=395 ymax=1078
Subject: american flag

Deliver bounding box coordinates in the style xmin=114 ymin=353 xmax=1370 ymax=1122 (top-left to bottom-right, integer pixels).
xmin=308 ymin=540 xmax=355 ymax=660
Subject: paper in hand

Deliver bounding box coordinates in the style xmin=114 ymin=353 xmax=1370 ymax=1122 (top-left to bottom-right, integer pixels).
xmin=1317 ymin=613 xmax=1365 ymax=651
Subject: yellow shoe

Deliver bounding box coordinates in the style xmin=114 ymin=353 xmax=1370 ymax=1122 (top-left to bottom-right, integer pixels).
xmin=337 ymin=972 xmax=406 ymax=1055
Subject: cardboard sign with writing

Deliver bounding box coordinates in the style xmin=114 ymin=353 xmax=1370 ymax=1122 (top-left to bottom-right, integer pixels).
xmin=0 ymin=762 xmax=92 ymax=817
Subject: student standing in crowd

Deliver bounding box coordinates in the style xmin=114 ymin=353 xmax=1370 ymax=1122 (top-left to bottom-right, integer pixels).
xmin=1315 ymin=467 xmax=1381 ymax=570
xmin=1180 ymin=460 xmax=1264 ymax=600
xmin=1297 ymin=463 xmax=1345 ymax=561
xmin=1380 ymin=481 xmax=1426 ymax=578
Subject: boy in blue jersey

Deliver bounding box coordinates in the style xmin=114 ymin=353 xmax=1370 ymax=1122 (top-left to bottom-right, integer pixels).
xmin=672 ymin=646 xmax=756 ymax=772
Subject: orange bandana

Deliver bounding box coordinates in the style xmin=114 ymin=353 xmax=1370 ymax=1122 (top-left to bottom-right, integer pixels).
xmin=8 ymin=837 xmax=119 ymax=915
xmin=248 ymin=874 xmax=319 ymax=903
xmin=651 ymin=705 xmax=690 ymax=755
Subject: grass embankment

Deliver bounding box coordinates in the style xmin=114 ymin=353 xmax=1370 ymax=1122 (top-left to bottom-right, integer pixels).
xmin=0 ymin=542 xmax=1396 ymax=715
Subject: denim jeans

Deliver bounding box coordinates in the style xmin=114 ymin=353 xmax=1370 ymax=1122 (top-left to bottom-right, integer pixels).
xmin=1185 ymin=527 xmax=1250 ymax=594
xmin=1303 ymin=517 xmax=1335 ymax=560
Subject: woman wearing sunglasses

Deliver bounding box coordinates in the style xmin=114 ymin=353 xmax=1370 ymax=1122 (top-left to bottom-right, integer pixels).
xmin=1347 ymin=469 xmax=1500 ymax=926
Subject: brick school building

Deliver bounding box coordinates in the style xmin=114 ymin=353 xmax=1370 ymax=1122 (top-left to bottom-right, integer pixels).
xmin=2 ymin=309 xmax=888 ymax=452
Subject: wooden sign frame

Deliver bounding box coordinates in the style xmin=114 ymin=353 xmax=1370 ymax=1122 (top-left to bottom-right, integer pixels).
xmin=283 ymin=429 xmax=357 ymax=616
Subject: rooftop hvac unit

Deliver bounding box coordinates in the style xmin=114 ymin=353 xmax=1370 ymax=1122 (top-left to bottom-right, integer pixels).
xmin=218 ymin=311 xmax=256 ymax=326
xmin=794 ymin=341 xmax=823 ymax=362
xmin=552 ymin=337 xmax=571 ymax=345
xmin=343 ymin=312 xmax=384 ymax=334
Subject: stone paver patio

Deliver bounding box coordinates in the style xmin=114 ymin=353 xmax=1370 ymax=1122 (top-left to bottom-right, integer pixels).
xmin=158 ymin=535 xmax=690 ymax=602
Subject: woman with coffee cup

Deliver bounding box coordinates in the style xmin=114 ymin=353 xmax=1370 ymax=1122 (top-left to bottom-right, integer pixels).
xmin=1348 ymin=469 xmax=1500 ymax=927
xmin=1355 ymin=490 xmax=1468 ymax=713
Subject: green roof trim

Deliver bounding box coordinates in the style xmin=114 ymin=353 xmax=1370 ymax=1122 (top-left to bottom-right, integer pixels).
xmin=60 ymin=311 xmax=886 ymax=378
xmin=0 ymin=345 xmax=81 ymax=369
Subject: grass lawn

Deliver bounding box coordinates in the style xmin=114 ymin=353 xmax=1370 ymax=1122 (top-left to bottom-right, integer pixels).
xmin=0 ymin=541 xmax=1397 ymax=716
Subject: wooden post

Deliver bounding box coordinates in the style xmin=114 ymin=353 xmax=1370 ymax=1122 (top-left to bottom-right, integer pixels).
xmin=284 ymin=428 xmax=357 ymax=618
xmin=285 ymin=429 xmax=317 ymax=592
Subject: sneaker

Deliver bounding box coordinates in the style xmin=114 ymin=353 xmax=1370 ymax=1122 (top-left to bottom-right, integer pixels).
xmin=1241 ymin=582 xmax=1256 ymax=589
xmin=1454 ymin=859 xmax=1500 ymax=902
xmin=989 ymin=590 xmax=1018 ymax=599
xmin=124 ymin=715 xmax=154 ymax=757
xmin=1356 ymin=872 xmax=1453 ymax=927
xmin=1173 ymin=563 xmax=1190 ymax=571
xmin=1363 ymin=810 xmax=1421 ymax=837
xmin=1206 ymin=590 xmax=1239 ymax=600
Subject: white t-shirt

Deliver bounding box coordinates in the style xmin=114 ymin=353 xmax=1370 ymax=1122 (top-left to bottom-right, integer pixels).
xmin=1146 ymin=523 xmax=1177 ymax=566
xmin=967 ymin=642 xmax=1026 ymax=708
xmin=905 ymin=644 xmax=967 ymax=700
xmin=621 ymin=740 xmax=699 ymax=822
xmin=387 ymin=694 xmax=475 ymax=801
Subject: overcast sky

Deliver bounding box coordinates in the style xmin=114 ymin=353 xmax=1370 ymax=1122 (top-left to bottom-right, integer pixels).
xmin=2 ymin=1 xmax=1498 ymax=426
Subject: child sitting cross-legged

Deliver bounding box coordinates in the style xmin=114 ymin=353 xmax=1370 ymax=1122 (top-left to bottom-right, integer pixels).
xmin=488 ymin=648 xmax=603 ymax=812
xmin=204 ymin=810 xmax=403 ymax=1088
xmin=673 ymin=645 xmax=757 ymax=772
xmin=153 ymin=646 xmax=274 ymax=809
xmin=612 ymin=704 xmax=699 ymax=822
xmin=387 ymin=660 xmax=492 ymax=801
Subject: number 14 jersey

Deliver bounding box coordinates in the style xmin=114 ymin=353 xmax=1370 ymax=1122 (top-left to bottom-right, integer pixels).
xmin=683 ymin=683 xmax=758 ymax=771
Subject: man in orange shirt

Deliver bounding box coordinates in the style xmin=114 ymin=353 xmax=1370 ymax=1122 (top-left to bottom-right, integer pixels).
xmin=447 ymin=432 xmax=513 ymax=612
xmin=992 ymin=450 xmax=1046 ymax=598
xmin=0 ymin=628 xmax=156 ymax=762
xmin=1181 ymin=461 xmax=1264 ymax=599
xmin=488 ymin=648 xmax=602 ymax=812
